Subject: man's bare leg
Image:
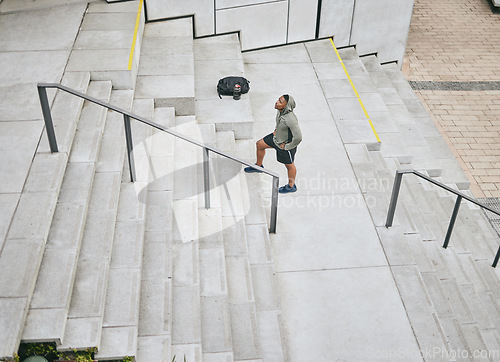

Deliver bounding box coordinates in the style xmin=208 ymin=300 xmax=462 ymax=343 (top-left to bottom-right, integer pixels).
xmin=256 ymin=139 xmax=272 ymax=166
xmin=285 ymin=163 xmax=296 ymax=187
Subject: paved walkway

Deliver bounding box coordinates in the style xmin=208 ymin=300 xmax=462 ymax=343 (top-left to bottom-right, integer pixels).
xmin=403 ymin=0 xmax=500 ymax=198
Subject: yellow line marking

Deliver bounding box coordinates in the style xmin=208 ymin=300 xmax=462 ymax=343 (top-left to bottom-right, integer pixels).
xmin=329 ymin=38 xmax=381 ymax=143
xmin=128 ymin=0 xmax=143 ymax=71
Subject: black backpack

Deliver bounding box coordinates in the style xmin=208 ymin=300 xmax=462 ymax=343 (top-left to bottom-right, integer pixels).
xmin=217 ymin=76 xmax=250 ymax=99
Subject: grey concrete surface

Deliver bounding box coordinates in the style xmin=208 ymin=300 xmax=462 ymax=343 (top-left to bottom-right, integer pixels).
xmin=277 ymin=267 xmax=421 ymax=361
xmin=135 ymin=18 xmax=195 ymax=115
xmin=2 ymin=1 xmax=500 ymax=361
xmin=0 ymin=10 xmax=87 ymax=352
xmin=244 ymin=42 xmax=422 ymax=361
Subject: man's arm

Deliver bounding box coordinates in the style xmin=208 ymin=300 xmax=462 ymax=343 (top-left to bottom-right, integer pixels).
xmin=284 ymin=120 xmax=302 ymax=150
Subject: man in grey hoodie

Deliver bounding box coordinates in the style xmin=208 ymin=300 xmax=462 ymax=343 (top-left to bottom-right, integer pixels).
xmin=244 ymin=94 xmax=302 ymax=193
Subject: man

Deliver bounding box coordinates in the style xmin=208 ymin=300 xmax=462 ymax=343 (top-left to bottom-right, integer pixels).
xmin=244 ymin=94 xmax=302 ymax=193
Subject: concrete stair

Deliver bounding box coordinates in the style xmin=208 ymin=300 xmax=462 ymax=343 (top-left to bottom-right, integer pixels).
xmin=67 ymin=1 xmax=145 ymax=90
xmin=134 ymin=18 xmax=195 ymax=116
xmin=192 ymin=31 xmax=288 ymax=361
xmin=341 ymin=49 xmax=500 ymax=358
xmin=56 ymin=80 xmax=115 ymax=352
xmin=95 ymin=98 xmax=154 ymax=360
xmin=3 ymin=2 xmax=500 ymax=361
xmin=194 ymin=35 xmax=254 ymax=139
xmin=0 ymin=72 xmax=90 ymax=358
xmin=22 ymin=79 xmax=114 ymax=347
xmin=135 ymin=106 xmax=176 ymax=362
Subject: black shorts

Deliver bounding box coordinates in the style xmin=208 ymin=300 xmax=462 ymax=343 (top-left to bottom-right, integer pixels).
xmin=263 ymin=133 xmax=297 ymax=165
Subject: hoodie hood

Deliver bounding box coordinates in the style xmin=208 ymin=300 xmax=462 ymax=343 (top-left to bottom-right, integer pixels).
xmin=281 ymin=95 xmax=296 ymax=114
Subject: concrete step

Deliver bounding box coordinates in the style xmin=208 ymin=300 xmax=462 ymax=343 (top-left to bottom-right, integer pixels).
xmin=308 ymin=42 xmax=380 ymax=151
xmin=197 ymin=125 xmax=234 ymax=359
xmin=170 ymin=117 xmax=202 ymax=356
xmin=134 ymin=106 xmax=175 ymax=362
xmin=22 ymin=84 xmax=128 ymax=347
xmin=378 ymin=61 xmax=470 ymax=189
xmin=95 ymin=95 xmax=149 ymax=361
xmin=209 ymin=135 xmax=288 ymax=361
xmin=194 ymin=34 xmax=253 ymax=139
xmin=361 ymin=151 xmax=500 ymax=360
xmin=135 ymin=18 xmax=195 ymax=115
xmin=67 ymin=1 xmax=145 ymax=89
xmin=57 ymin=82 xmax=126 ymax=352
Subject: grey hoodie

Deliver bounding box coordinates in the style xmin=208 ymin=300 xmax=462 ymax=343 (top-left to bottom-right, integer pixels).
xmin=273 ymin=95 xmax=302 ymax=151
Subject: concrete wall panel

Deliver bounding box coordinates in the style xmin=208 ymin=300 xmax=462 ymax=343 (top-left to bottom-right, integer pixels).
xmin=216 ymin=0 xmax=273 ymax=9
xmin=350 ymin=0 xmax=414 ymax=64
xmin=146 ymin=0 xmax=214 ymax=36
xmin=288 ymin=0 xmax=317 ymax=43
xmin=216 ymin=2 xmax=288 ymax=50
xmin=318 ymin=0 xmax=354 ymax=47
xmin=146 ymin=0 xmax=414 ymax=65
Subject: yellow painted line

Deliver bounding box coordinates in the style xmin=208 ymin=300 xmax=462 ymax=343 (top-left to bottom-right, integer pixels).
xmin=128 ymin=0 xmax=143 ymax=71
xmin=329 ymin=38 xmax=381 ymax=143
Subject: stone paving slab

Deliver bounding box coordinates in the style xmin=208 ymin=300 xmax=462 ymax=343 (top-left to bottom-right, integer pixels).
xmin=96 ymin=326 xmax=137 ymax=360
xmin=171 ymin=286 xmax=201 ymax=345
xmin=0 ymin=0 xmax=91 ymax=13
xmin=29 ymin=248 xmax=78 ymax=310
xmin=200 ymin=296 xmax=232 ymax=353
xmin=0 ymin=121 xmax=44 ymax=193
xmin=135 ymin=74 xmax=195 ymax=98
xmin=276 ymin=267 xmax=422 ymax=361
xmin=138 ymin=279 xmax=172 ymax=336
xmin=111 ymin=221 xmax=145 ymax=270
xmin=136 ymin=335 xmax=171 ymax=362
xmin=6 ymin=191 xmax=56 ymax=241
xmin=0 ymin=298 xmax=28 ymax=359
xmin=1 ymin=50 xmax=70 ymax=87
xmin=199 ymin=248 xmax=228 ymax=297
xmin=22 ymin=307 xmax=67 ymax=343
xmin=60 ymin=317 xmax=101 ymax=351
xmin=0 ymin=193 xmax=19 ymax=250
xmin=0 ymin=4 xmax=85 ymax=50
xmin=81 ymin=12 xmax=137 ymax=31
xmin=0 ymin=83 xmax=54 ymax=122
xmin=45 ymin=202 xmax=87 ymax=251
xmin=75 ymin=30 xmax=133 ymax=50
xmin=102 ymin=269 xmax=141 ymax=327
xmin=228 ymin=303 xmax=261 ymax=360
xmin=0 ymin=238 xmax=45 ymax=297
xmin=271 ymin=193 xmax=388 ymax=271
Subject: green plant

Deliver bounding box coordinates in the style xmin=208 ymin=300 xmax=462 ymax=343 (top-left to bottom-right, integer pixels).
xmin=25 ymin=343 xmax=57 ymax=357
xmin=58 ymin=347 xmax=96 ymax=361
xmin=123 ymin=357 xmax=134 ymax=362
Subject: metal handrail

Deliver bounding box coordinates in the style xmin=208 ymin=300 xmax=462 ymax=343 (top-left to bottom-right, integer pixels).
xmin=385 ymin=169 xmax=500 ymax=267
xmin=37 ymin=83 xmax=280 ymax=233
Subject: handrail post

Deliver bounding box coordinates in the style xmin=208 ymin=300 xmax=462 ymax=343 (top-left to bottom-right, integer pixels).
xmin=203 ymin=147 xmax=210 ymax=209
xmin=37 ymin=85 xmax=58 ymax=152
xmin=385 ymin=170 xmax=404 ymax=227
xmin=269 ymin=176 xmax=279 ymax=233
xmin=443 ymin=195 xmax=462 ymax=249
xmin=123 ymin=115 xmax=136 ymax=182
xmin=492 ymin=246 xmax=499 ymax=268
